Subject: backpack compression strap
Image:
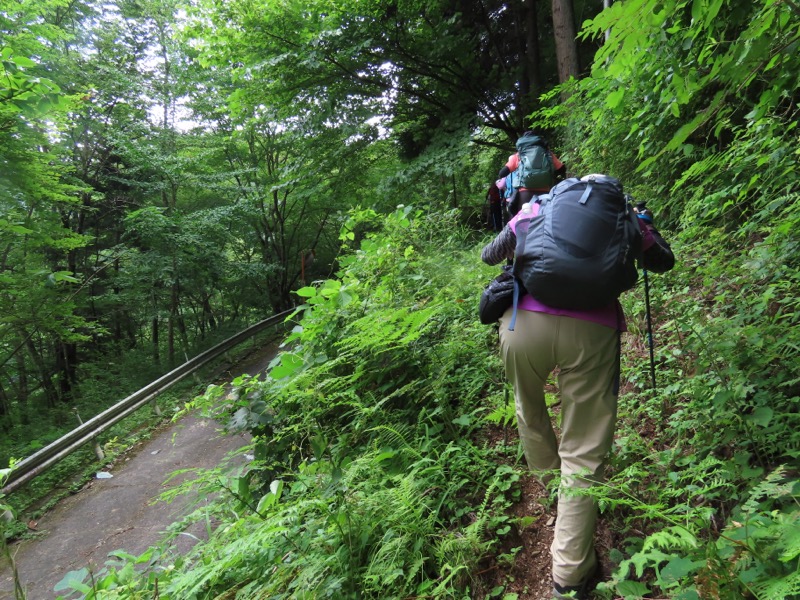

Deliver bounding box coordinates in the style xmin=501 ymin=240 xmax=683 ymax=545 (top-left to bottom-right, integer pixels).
xmin=579 ymin=182 xmax=593 ymax=204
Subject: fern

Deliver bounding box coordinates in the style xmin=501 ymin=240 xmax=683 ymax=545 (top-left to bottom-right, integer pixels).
xmin=741 ymin=466 xmax=793 ymax=516
xmin=641 ymin=526 xmax=699 ymax=553
xmin=750 ymin=569 xmax=800 ymax=600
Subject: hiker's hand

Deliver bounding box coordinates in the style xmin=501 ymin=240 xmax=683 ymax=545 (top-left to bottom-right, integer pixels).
xmin=634 ymin=205 xmax=654 ymax=224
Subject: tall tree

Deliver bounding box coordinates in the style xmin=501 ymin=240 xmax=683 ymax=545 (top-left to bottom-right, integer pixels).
xmin=551 ymin=0 xmax=580 ymax=83
xmin=183 ymin=0 xmax=596 ymax=146
xmin=0 ymin=0 xmax=91 ymax=412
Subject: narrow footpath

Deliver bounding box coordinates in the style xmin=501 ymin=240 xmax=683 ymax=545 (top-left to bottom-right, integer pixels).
xmin=0 ymin=344 xmax=278 ymax=600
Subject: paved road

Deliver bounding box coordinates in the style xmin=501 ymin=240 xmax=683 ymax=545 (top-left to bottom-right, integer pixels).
xmin=0 ymin=344 xmax=277 ymax=600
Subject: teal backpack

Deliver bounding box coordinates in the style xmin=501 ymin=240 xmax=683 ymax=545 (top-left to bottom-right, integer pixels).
xmin=515 ymin=134 xmax=554 ymax=191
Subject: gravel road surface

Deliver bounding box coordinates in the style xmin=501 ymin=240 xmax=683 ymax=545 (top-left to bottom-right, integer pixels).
xmin=0 ymin=343 xmax=277 ymax=600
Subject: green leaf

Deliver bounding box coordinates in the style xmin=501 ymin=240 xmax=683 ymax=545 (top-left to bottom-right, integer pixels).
xmin=606 ymin=88 xmax=626 ymax=110
xmin=54 ymin=568 xmax=91 ymax=592
xmin=256 ymin=480 xmax=285 ymax=511
xmin=11 ymin=55 xmax=37 ymax=68
xmin=337 ymin=289 xmax=353 ymax=306
xmin=745 ymin=406 xmax=773 ymax=427
xmin=691 ymin=0 xmax=702 ymax=24
xmin=269 ymin=352 xmax=304 ymax=379
xmin=660 ymin=556 xmax=703 ymax=585
xmin=616 ymin=580 xmax=650 ymax=597
xmin=0 ymin=219 xmax=34 ymax=234
xmin=452 ymin=414 xmax=472 ymax=426
xmin=296 ymin=286 xmax=317 ymax=298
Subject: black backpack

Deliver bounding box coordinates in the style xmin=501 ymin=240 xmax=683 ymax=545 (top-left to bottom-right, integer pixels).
xmin=515 ymin=134 xmax=555 ymax=190
xmin=512 ymin=175 xmax=642 ymax=310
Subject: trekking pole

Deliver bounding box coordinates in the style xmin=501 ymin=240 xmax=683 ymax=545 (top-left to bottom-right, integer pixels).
xmin=634 ymin=199 xmax=657 ymax=390
xmin=642 ymin=267 xmax=656 ymax=389
xmin=503 ymin=383 xmax=510 ymax=445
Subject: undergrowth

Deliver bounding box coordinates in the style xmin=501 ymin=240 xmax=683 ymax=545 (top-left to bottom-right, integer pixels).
xmin=52 ymin=193 xmax=800 ymax=600
xmin=54 ymin=206 xmax=522 ymax=599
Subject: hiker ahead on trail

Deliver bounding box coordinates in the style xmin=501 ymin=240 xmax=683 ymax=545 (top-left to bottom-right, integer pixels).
xmin=480 ymin=174 xmax=674 ymax=600
xmin=498 ymin=130 xmax=566 ymax=218
xmin=486 ymin=181 xmax=504 ymax=232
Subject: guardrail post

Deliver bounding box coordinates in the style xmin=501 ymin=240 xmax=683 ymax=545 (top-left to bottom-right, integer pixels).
xmin=74 ymin=408 xmax=105 ymax=461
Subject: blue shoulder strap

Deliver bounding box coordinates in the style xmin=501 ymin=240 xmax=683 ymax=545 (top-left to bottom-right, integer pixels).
xmin=508 ymin=277 xmax=521 ymax=331
xmin=508 ymin=216 xmax=532 ymax=332
xmin=506 ymin=172 xmax=516 ymax=196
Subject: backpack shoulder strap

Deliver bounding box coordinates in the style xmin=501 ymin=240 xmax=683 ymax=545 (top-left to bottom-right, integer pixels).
xmin=507 ymin=277 xmax=520 ymax=331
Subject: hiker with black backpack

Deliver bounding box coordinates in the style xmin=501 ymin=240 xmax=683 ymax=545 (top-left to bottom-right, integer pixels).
xmin=498 ymin=130 xmax=567 ymax=217
xmin=480 ymin=174 xmax=674 ymax=600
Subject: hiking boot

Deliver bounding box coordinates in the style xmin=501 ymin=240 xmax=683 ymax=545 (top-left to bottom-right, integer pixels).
xmin=552 ymin=580 xmax=590 ymax=599
xmin=552 ymin=559 xmax=601 ymax=599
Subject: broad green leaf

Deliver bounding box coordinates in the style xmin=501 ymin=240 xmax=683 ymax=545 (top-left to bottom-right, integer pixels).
xmin=54 ymin=568 xmax=90 ymax=592
xmin=296 ymin=286 xmax=317 ymax=298
xmin=745 ymin=406 xmax=773 ymax=427
xmin=452 ymin=414 xmax=472 ymax=426
xmin=616 ymin=580 xmax=650 ymax=598
xmin=11 ymin=55 xmax=37 ymax=68
xmin=660 ymin=556 xmax=703 ymax=584
xmin=269 ymin=352 xmax=304 ymax=379
xmin=606 ymin=88 xmax=626 ymax=110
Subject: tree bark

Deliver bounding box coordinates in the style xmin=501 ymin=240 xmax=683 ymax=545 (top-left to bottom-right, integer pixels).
xmin=14 ymin=351 xmax=28 ymax=402
xmin=551 ymin=0 xmax=580 ymax=84
xmin=0 ymin=379 xmax=10 ymax=430
xmin=23 ymin=335 xmax=60 ymax=408
xmin=14 ymin=352 xmax=29 ymax=425
xmin=168 ymin=311 xmax=175 ymax=367
xmin=519 ymin=0 xmax=541 ymax=124
xmin=152 ymin=314 xmax=160 ymax=365
xmin=55 ymin=339 xmax=77 ymax=403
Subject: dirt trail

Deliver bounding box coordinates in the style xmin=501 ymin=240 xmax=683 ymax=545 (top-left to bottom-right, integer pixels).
xmin=0 ymin=344 xmax=277 ymax=600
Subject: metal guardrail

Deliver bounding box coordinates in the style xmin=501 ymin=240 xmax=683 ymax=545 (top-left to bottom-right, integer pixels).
xmin=1 ymin=310 xmax=293 ymax=497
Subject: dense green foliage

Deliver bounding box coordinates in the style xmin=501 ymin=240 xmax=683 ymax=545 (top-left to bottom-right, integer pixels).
xmin=53 ymin=207 xmax=523 ymax=598
xmin=2 ymin=0 xmax=799 ymax=598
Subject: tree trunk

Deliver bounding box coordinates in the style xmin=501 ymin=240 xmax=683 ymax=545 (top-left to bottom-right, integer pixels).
xmin=519 ymin=0 xmax=541 ymax=124
xmin=14 ymin=352 xmax=28 ymax=401
xmin=112 ymin=253 xmax=123 ymax=352
xmin=55 ymin=339 xmax=77 ymax=403
xmin=24 ymin=335 xmax=60 ymax=408
xmin=551 ymin=0 xmax=580 ymax=84
xmin=0 ymin=380 xmax=11 ymax=431
xmin=177 ymin=305 xmax=189 ymax=358
xmin=168 ymin=281 xmax=178 ymax=366
xmin=203 ymin=295 xmax=216 ymax=333
xmin=152 ymin=315 xmax=160 ymax=365
xmin=14 ymin=352 xmax=29 ymax=426
xmin=168 ymin=314 xmax=175 ymax=366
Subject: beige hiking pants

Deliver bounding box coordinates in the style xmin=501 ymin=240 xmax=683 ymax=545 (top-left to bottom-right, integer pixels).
xmin=498 ymin=309 xmax=619 ymax=587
